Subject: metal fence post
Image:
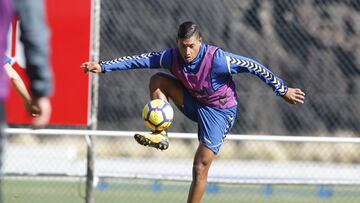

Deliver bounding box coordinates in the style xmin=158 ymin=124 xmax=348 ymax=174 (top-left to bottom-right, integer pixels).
xmin=86 ymin=0 xmax=101 ymax=202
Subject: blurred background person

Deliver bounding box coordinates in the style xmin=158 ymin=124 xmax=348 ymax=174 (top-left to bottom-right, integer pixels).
xmin=0 ymin=0 xmax=53 ymax=201
xmin=12 ymin=0 xmax=52 ymax=128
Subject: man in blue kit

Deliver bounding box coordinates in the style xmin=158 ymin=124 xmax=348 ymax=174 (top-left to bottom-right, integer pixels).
xmin=81 ymin=21 xmax=305 ymax=203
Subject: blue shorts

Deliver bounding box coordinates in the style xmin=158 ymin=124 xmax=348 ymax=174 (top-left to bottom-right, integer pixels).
xmin=178 ymin=89 xmax=237 ymax=154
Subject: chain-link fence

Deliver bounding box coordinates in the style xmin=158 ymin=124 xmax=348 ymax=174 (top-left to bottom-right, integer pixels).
xmin=99 ymin=0 xmax=360 ymax=136
xmin=97 ymin=0 xmax=360 ymax=202
xmin=4 ymin=0 xmax=360 ymax=202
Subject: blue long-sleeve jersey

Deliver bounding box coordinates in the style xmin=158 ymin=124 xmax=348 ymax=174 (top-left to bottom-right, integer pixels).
xmin=99 ymin=43 xmax=288 ymax=96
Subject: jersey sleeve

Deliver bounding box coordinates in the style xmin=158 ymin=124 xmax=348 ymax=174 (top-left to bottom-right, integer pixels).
xmin=225 ymin=52 xmax=288 ymax=96
xmin=99 ymin=48 xmax=172 ymax=73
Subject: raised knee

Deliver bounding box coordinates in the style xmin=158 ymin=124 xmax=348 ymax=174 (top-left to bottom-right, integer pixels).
xmin=149 ymin=72 xmax=167 ymax=87
xmin=150 ymin=72 xmax=177 ymax=91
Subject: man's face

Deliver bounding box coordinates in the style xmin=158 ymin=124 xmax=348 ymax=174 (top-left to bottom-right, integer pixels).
xmin=177 ymin=35 xmax=202 ymax=63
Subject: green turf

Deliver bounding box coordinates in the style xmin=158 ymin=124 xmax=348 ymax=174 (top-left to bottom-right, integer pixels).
xmin=3 ymin=178 xmax=360 ymax=203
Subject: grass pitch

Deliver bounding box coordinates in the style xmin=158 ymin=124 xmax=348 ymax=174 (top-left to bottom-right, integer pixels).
xmin=3 ymin=177 xmax=360 ymax=203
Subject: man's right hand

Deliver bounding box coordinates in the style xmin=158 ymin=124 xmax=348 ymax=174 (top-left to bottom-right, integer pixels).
xmin=80 ymin=61 xmax=102 ymax=74
xmin=31 ymin=97 xmax=51 ymax=129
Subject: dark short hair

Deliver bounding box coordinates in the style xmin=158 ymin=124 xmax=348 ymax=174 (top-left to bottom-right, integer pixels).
xmin=177 ymin=21 xmax=201 ymax=40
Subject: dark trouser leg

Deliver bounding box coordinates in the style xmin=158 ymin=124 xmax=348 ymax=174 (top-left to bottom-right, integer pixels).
xmin=0 ymin=100 xmax=5 ymax=203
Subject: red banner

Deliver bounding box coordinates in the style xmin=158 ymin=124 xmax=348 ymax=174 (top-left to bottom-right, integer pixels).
xmin=5 ymin=0 xmax=91 ymax=126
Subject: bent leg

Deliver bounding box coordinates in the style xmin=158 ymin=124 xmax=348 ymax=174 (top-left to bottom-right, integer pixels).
xmin=149 ymin=72 xmax=184 ymax=107
xmin=187 ymin=144 xmax=216 ymax=203
xmin=134 ymin=73 xmax=185 ymax=149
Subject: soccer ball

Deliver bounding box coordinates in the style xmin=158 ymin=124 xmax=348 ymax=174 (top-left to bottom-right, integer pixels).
xmin=142 ymin=99 xmax=174 ymax=131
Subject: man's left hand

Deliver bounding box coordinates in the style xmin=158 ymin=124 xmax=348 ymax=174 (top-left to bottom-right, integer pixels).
xmin=283 ymin=88 xmax=305 ymax=104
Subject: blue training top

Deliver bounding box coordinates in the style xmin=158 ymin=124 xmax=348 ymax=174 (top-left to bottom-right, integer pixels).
xmin=99 ymin=43 xmax=288 ymax=97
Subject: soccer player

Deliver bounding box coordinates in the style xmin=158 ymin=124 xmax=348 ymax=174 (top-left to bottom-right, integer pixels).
xmin=0 ymin=0 xmax=53 ymax=129
xmin=81 ymin=21 xmax=305 ymax=203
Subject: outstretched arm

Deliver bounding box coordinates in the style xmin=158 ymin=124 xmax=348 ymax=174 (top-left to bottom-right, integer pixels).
xmin=216 ymin=50 xmax=305 ymax=104
xmin=80 ymin=50 xmax=171 ymax=74
xmin=225 ymin=52 xmax=288 ymax=96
